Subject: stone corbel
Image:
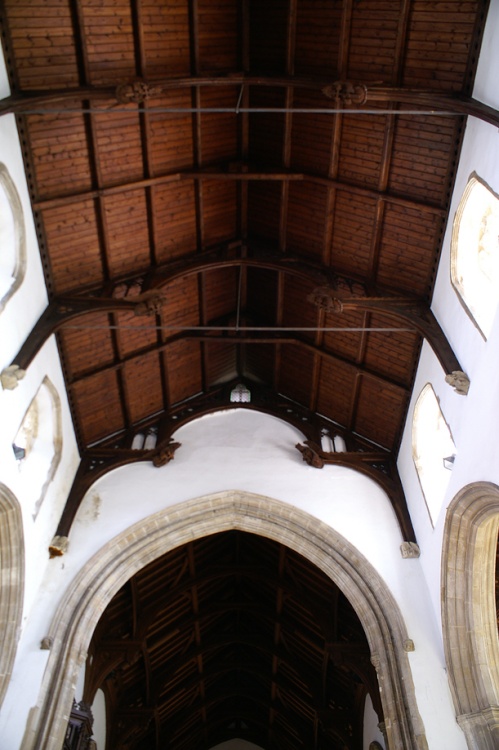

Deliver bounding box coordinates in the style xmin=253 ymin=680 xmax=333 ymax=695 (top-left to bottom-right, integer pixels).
xmin=445 ymin=370 xmax=470 ymax=396
xmin=400 ymin=541 xmax=421 ymax=558
xmin=0 ymin=364 xmax=26 ymax=390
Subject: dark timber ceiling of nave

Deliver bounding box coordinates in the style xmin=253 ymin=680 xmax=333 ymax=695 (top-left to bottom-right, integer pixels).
xmin=86 ymin=530 xmax=380 ymax=750
xmin=0 ymin=0 xmax=490 ymax=748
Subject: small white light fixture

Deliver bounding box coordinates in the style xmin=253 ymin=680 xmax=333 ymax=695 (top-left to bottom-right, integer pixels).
xmin=230 ymin=383 xmax=251 ymax=403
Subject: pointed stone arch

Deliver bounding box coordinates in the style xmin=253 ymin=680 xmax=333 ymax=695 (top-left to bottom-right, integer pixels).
xmin=0 ymin=163 xmax=26 ymax=312
xmin=23 ymin=492 xmax=428 ymax=750
xmin=0 ymin=483 xmax=24 ymax=709
xmin=442 ymin=482 xmax=499 ymax=748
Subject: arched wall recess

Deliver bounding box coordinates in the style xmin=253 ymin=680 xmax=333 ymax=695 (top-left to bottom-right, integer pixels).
xmin=22 ymin=492 xmax=428 ymax=750
xmin=13 ymin=376 xmax=63 ymax=519
xmin=451 ymin=174 xmax=499 ymax=339
xmin=0 ymin=483 xmax=25 ymax=709
xmin=412 ymin=384 xmax=456 ymax=526
xmin=442 ymin=482 xmax=499 ymax=749
xmin=0 ymin=163 xmax=26 ymax=312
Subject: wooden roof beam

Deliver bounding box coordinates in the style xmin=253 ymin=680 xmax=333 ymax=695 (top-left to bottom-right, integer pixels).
xmin=6 ymin=277 xmax=463 ymax=385
xmin=32 ymin=166 xmax=446 ymax=216
xmin=3 ymin=79 xmax=499 ymax=127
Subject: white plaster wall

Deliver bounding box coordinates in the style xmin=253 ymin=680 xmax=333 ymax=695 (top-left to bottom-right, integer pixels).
xmin=92 ymin=689 xmax=107 ymax=750
xmin=363 ymin=694 xmax=385 ymax=750
xmin=0 ymin=43 xmax=80 ymax=748
xmin=397 ymin=0 xmax=499 ymax=635
xmin=0 ymin=409 xmax=466 ymax=750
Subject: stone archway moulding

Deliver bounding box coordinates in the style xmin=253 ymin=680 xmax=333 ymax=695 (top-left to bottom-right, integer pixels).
xmin=442 ymin=482 xmax=499 ymax=749
xmin=22 ymin=491 xmax=428 ymax=750
xmin=0 ymin=483 xmax=25 ymax=709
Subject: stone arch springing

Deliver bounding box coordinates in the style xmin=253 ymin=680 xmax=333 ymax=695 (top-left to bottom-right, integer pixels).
xmin=0 ymin=483 xmax=24 ymax=709
xmin=23 ymin=492 xmax=427 ymax=750
xmin=442 ymin=482 xmax=499 ymax=749
xmin=0 ymin=163 xmax=26 ymax=312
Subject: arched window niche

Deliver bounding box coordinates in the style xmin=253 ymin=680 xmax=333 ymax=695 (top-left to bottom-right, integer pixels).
xmin=412 ymin=384 xmax=456 ymax=526
xmin=451 ymin=174 xmax=499 ymax=339
xmin=13 ymin=376 xmax=62 ymax=519
xmin=0 ymin=163 xmax=26 ymax=312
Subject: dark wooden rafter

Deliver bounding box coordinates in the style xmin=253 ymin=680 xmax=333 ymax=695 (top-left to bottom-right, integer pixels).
xmin=130 ymin=0 xmax=171 ymax=420
xmin=189 ymin=0 xmax=209 ymax=398
xmin=272 ymin=0 xmax=298 ymax=401
xmin=126 ymin=679 xmax=356 ymax=749
xmin=310 ymin=0 xmax=353 ymax=419
xmin=367 ymin=0 xmax=413 ymax=287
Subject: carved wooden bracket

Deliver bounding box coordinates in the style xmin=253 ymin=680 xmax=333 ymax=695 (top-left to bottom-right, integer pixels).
xmin=115 ymin=79 xmax=163 ymax=104
xmin=50 ymin=439 xmax=182 ymax=554
xmin=322 ymin=80 xmax=368 ymax=105
xmin=307 ymin=285 xmax=466 ymax=378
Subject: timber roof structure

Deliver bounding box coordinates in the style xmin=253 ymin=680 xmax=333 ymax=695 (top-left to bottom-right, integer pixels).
xmin=0 ymin=0 xmax=492 ymax=748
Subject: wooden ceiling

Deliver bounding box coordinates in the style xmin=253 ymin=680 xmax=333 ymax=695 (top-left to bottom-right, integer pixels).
xmin=0 ymin=0 xmax=490 ymax=747
xmin=86 ymin=530 xmax=379 ymax=750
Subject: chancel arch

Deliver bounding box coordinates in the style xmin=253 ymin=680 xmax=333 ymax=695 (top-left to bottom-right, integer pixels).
xmin=23 ymin=492 xmax=427 ymax=750
xmin=442 ymin=482 xmax=499 ymax=749
xmin=0 ymin=483 xmax=24 ymax=709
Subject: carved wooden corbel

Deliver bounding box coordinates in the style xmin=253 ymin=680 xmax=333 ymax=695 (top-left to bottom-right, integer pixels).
xmin=152 ymin=440 xmax=181 ymax=467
